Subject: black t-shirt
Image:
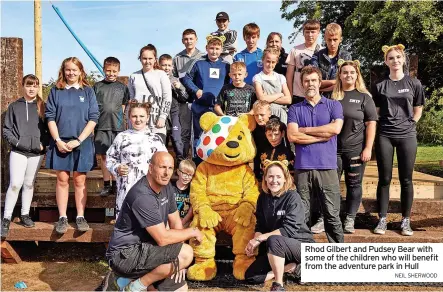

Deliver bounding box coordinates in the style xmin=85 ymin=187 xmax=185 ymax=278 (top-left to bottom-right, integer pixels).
xmin=338 ymin=90 xmax=378 ymax=153
xmin=93 ymin=80 xmax=130 ymax=131
xmin=172 ymin=182 xmax=190 ymax=219
xmin=107 ymin=176 xmax=177 ymax=255
xmin=216 ymin=83 xmax=256 ymax=116
xmin=372 ymin=76 xmax=425 ymax=138
xmin=257 ymin=140 xmax=295 ymax=181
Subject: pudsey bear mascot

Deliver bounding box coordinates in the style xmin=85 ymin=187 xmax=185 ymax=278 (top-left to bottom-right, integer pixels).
xmin=187 ymin=113 xmax=260 ymax=281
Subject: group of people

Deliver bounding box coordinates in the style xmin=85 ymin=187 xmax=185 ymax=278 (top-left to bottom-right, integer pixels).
xmin=1 ymin=12 xmax=425 ymax=292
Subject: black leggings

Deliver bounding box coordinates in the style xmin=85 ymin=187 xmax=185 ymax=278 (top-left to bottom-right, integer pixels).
xmin=337 ymin=151 xmax=366 ymax=218
xmin=375 ymin=135 xmax=417 ymax=218
xmin=245 ymin=235 xmax=307 ymax=284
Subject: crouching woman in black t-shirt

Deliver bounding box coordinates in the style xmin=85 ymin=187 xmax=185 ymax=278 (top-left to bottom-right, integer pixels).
xmin=331 ymin=60 xmax=378 ymax=234
xmin=372 ymin=44 xmax=425 ymax=236
xmin=244 ymin=160 xmax=314 ymax=291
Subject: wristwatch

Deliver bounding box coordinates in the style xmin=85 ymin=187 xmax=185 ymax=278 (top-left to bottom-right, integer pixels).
xmin=75 ymin=138 xmax=82 ymax=144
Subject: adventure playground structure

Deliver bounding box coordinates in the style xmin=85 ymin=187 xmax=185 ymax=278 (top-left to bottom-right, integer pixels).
xmin=1 ymin=38 xmax=443 ymax=265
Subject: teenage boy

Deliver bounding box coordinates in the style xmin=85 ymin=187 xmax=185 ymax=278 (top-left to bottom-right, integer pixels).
xmin=93 ymin=57 xmax=129 ymax=196
xmin=211 ymin=11 xmax=237 ymax=64
xmin=233 ymin=23 xmax=263 ymax=85
xmin=251 ymin=100 xmax=272 ymax=180
xmin=287 ymin=66 xmax=344 ymax=243
xmin=173 ymin=29 xmax=205 ymax=159
xmin=181 ymin=35 xmax=230 ymax=164
xmin=214 ymin=61 xmax=256 ymax=116
xmin=286 ymin=20 xmax=322 ymax=104
xmin=159 ymin=54 xmax=189 ymax=162
xmin=311 ymin=23 xmax=351 ymax=98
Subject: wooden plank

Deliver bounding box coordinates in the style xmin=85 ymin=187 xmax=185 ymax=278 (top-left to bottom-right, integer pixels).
xmin=5 ymin=222 xmax=114 ymax=243
xmin=1 ymin=193 xmax=115 ymax=208
xmin=1 ymin=240 xmax=22 ymax=263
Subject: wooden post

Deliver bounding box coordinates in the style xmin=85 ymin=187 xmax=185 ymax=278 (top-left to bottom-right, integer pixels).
xmin=34 ymin=0 xmax=42 ymax=96
xmin=1 ymin=38 xmax=23 ymax=193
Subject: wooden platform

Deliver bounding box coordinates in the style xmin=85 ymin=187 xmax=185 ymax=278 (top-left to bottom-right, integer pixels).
xmin=3 ymin=222 xmax=442 ymax=243
xmin=31 ymin=165 xmax=443 ymax=199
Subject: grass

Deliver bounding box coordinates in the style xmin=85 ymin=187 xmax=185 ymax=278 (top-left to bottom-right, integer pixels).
xmin=396 ymin=145 xmax=443 ymax=178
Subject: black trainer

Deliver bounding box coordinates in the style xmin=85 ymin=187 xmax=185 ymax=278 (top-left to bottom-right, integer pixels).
xmin=1 ymin=218 xmax=11 ymax=237
xmin=270 ymin=282 xmax=285 ymax=291
xmin=76 ymin=217 xmax=90 ymax=232
xmin=100 ymin=185 xmax=113 ymax=197
xmin=55 ymin=217 xmax=69 ymax=234
xmin=20 ymin=214 xmax=35 ymax=228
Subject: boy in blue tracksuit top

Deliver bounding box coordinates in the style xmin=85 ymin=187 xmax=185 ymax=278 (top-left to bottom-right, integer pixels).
xmin=181 ymin=35 xmax=230 ymax=163
xmin=233 ymin=23 xmax=263 ymax=85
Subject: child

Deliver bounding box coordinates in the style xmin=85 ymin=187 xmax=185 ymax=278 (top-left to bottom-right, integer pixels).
xmin=257 ymin=117 xmax=294 ymax=181
xmin=181 ymin=35 xmax=230 ymax=164
xmin=253 ymin=48 xmax=292 ymax=124
xmin=251 ymin=100 xmax=272 ymax=179
xmin=211 ymin=11 xmax=237 ymax=64
xmin=214 ymin=61 xmax=256 ymax=116
xmin=93 ymin=57 xmax=129 ymax=196
xmin=1 ymin=74 xmax=48 ymax=237
xmin=233 ymin=23 xmax=263 ymax=85
xmin=159 ymin=54 xmax=189 ymax=162
xmin=173 ymin=159 xmax=196 ymax=227
xmin=286 ymin=19 xmax=322 ymax=104
xmin=311 ymin=23 xmax=351 ymax=98
xmin=128 ymin=44 xmax=172 ymax=143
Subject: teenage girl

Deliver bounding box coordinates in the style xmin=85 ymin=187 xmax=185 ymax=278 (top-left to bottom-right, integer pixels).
xmin=128 ymin=44 xmax=172 ymax=143
xmin=253 ymin=48 xmax=291 ymax=124
xmin=2 ymin=74 xmax=48 ymax=237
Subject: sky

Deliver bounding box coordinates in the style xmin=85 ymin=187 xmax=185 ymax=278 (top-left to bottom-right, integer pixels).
xmin=1 ymin=0 xmax=306 ymax=83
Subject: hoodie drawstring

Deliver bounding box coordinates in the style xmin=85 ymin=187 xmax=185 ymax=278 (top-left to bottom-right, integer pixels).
xmin=26 ymin=100 xmax=28 ymax=121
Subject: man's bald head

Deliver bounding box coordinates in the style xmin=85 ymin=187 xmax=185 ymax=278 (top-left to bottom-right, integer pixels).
xmin=149 ymin=151 xmax=174 ymax=188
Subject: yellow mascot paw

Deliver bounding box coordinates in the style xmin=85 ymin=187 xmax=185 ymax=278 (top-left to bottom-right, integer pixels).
xmin=198 ymin=205 xmax=222 ymax=228
xmin=233 ymin=202 xmax=254 ymax=227
xmin=187 ymin=258 xmax=217 ymax=281
xmin=233 ymin=254 xmax=255 ymax=280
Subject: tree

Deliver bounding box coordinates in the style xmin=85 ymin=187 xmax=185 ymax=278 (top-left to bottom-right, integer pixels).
xmin=42 ymin=71 xmax=102 ymax=100
xmin=281 ymin=0 xmax=443 ymax=144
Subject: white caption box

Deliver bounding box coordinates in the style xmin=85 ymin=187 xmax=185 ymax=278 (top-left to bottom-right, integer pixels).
xmin=301 ymin=243 xmax=443 ymax=282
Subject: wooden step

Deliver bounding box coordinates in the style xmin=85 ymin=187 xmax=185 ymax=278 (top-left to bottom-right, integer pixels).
xmin=4 ymin=222 xmax=442 ymax=243
xmin=32 ymin=166 xmax=443 ymax=198
xmin=2 ymin=192 xmax=442 ymax=217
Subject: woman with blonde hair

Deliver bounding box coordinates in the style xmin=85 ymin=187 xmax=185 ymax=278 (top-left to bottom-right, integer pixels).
xmin=372 ymin=44 xmax=425 ymax=236
xmin=45 ymin=57 xmax=99 ymax=234
xmin=245 ymin=160 xmax=314 ymax=291
xmin=331 ymin=60 xmax=378 ymax=234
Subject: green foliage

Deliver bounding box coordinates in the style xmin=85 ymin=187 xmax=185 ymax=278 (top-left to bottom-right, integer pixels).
xmin=281 ymin=0 xmax=443 ymax=145
xmin=42 ymin=71 xmax=102 ymax=100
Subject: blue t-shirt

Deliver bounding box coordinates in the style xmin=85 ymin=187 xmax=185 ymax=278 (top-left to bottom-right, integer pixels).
xmin=233 ymin=48 xmax=263 ymax=85
xmin=287 ymin=96 xmax=343 ymax=169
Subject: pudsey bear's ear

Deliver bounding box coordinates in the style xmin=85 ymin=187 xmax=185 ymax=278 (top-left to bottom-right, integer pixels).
xmin=239 ymin=114 xmax=256 ymax=132
xmin=200 ymin=112 xmax=220 ymax=132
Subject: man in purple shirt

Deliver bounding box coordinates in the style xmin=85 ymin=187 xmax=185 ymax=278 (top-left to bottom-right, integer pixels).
xmin=287 ymin=66 xmax=344 ymax=243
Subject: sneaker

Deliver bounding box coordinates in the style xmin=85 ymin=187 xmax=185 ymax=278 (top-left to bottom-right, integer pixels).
xmin=102 ymin=270 xmax=119 ymax=291
xmin=1 ymin=218 xmax=11 ymax=237
xmin=401 ymin=217 xmax=413 ymax=236
xmin=100 ymin=185 xmax=113 ymax=197
xmin=76 ymin=217 xmax=90 ymax=232
xmin=310 ymin=218 xmax=325 ymax=234
xmin=373 ymin=217 xmax=387 ymax=235
xmin=55 ymin=217 xmax=69 ymax=234
xmin=270 ymin=282 xmax=285 ymax=291
xmin=20 ymin=214 xmax=35 ymax=228
xmin=343 ymin=216 xmax=355 ymax=234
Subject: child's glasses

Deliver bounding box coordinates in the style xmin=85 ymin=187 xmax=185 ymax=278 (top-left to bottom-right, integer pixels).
xmin=178 ymin=169 xmax=194 ymax=178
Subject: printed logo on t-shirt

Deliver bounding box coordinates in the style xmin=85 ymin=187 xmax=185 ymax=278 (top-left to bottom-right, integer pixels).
xmin=398 ymin=89 xmax=410 ymax=93
xmin=349 ymin=99 xmax=361 ymax=104
xmin=210 ymin=68 xmax=220 ymax=79
xmin=257 ymin=60 xmax=263 ymax=68
xmin=160 ymin=197 xmax=169 ymax=206
xmin=277 ymin=210 xmax=286 ymax=216
xmin=79 ymin=96 xmax=85 ymax=102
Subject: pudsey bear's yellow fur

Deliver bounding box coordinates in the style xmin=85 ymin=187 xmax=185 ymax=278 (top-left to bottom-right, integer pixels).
xmin=187 ymin=113 xmax=260 ymax=281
